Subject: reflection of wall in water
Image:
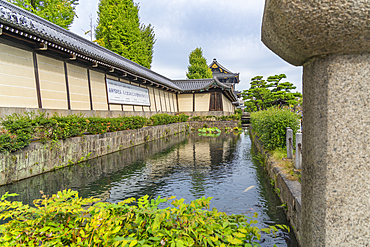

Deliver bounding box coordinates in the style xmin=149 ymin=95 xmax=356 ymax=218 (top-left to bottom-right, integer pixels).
xmin=0 ymin=135 xmax=188 ymax=205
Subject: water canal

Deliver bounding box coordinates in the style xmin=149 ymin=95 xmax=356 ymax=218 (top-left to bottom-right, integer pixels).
xmin=0 ymin=130 xmax=299 ymax=246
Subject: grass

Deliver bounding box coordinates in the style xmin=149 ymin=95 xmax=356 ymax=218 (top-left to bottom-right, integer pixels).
xmin=269 ymin=148 xmax=301 ymax=182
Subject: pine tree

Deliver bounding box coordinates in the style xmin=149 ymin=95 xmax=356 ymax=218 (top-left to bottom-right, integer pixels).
xmin=95 ymin=0 xmax=155 ymax=69
xmin=241 ymin=74 xmax=302 ymax=112
xmin=267 ymin=74 xmax=302 ymax=106
xmin=186 ymin=47 xmax=213 ymax=79
xmin=7 ymin=0 xmax=79 ymax=30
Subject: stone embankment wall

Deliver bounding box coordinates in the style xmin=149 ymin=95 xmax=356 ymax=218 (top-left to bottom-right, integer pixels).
xmin=0 ymin=121 xmax=239 ymax=186
xmin=250 ymin=129 xmax=302 ymax=246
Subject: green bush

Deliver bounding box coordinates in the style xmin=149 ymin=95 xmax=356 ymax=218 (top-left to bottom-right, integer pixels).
xmin=0 ymin=112 xmax=187 ymax=153
xmin=149 ymin=113 xmax=189 ymax=126
xmin=0 ymin=190 xmax=284 ymax=246
xmin=251 ymin=107 xmax=300 ymax=150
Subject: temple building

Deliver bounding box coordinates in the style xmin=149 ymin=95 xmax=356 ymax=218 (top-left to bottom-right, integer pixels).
xmin=0 ymin=1 xmax=237 ymax=118
xmin=209 ymin=59 xmax=240 ymax=90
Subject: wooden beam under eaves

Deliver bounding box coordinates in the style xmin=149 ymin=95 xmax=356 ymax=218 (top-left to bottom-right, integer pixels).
xmin=70 ymin=54 xmax=77 ymax=60
xmin=38 ymin=42 xmax=47 ymax=51
xmin=0 ymin=27 xmax=2 ymax=35
xmin=92 ymin=62 xmax=98 ymax=68
xmin=109 ymin=68 xmax=114 ymax=73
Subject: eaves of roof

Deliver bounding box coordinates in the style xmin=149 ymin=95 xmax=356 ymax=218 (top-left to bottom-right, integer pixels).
xmin=209 ymin=59 xmax=234 ymax=74
xmin=172 ymin=77 xmax=237 ymax=102
xmin=0 ymin=0 xmax=182 ymax=91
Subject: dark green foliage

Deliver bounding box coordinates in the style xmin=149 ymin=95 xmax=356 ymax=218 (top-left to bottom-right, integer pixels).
xmin=149 ymin=113 xmax=189 ymax=126
xmin=186 ymin=47 xmax=213 ymax=79
xmin=251 ymin=108 xmax=300 ymax=150
xmin=95 ymin=0 xmax=155 ymax=68
xmin=0 ymin=189 xmax=283 ymax=246
xmin=0 ymin=112 xmax=188 ymax=153
xmin=242 ymin=74 xmax=302 ymax=112
xmin=7 ymin=0 xmax=79 ymax=29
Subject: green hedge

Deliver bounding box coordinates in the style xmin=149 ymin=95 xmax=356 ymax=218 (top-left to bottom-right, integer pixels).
xmin=0 ymin=190 xmax=284 ymax=246
xmin=149 ymin=113 xmax=189 ymax=126
xmin=250 ymin=108 xmax=300 ymax=150
xmin=0 ymin=112 xmax=189 ymax=153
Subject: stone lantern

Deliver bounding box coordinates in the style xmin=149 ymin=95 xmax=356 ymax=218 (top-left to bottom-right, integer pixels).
xmin=262 ymin=1 xmax=370 ymax=246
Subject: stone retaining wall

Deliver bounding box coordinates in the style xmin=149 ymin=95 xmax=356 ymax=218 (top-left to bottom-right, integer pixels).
xmin=0 ymin=123 xmax=189 ymax=186
xmin=250 ymin=129 xmax=302 ymax=246
xmin=0 ymin=121 xmax=239 ymax=186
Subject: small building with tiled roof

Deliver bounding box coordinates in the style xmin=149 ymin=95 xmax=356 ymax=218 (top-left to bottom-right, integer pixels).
xmin=173 ymin=77 xmax=237 ymax=115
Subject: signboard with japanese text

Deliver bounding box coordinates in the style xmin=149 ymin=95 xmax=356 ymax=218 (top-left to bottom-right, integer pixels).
xmin=106 ymin=78 xmax=150 ymax=106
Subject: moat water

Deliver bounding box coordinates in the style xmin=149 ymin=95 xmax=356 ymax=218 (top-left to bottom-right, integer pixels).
xmin=0 ymin=130 xmax=298 ymax=246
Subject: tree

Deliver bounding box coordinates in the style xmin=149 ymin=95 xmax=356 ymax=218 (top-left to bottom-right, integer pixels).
xmin=267 ymin=74 xmax=302 ymax=107
xmin=241 ymin=74 xmax=302 ymax=112
xmin=95 ymin=0 xmax=155 ymax=69
xmin=186 ymin=47 xmax=213 ymax=79
xmin=242 ymin=76 xmax=273 ymax=112
xmin=7 ymin=0 xmax=79 ymax=30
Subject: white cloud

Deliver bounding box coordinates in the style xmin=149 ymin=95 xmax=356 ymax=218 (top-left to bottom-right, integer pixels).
xmin=70 ymin=0 xmax=302 ymax=92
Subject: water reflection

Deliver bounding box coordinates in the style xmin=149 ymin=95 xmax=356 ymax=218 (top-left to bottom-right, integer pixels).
xmin=0 ymin=131 xmax=298 ymax=246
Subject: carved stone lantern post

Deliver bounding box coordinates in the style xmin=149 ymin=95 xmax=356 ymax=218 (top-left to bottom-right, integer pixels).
xmin=262 ymin=1 xmax=370 ymax=246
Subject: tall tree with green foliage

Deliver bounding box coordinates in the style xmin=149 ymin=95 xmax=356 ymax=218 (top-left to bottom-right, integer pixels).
xmin=242 ymin=76 xmax=273 ymax=112
xmin=267 ymin=74 xmax=302 ymax=106
xmin=95 ymin=0 xmax=155 ymax=69
xmin=186 ymin=47 xmax=213 ymax=79
xmin=7 ymin=0 xmax=79 ymax=29
xmin=242 ymin=74 xmax=302 ymax=112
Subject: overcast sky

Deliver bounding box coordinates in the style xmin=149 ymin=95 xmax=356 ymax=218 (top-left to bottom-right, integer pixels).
xmin=70 ymin=0 xmax=302 ymax=92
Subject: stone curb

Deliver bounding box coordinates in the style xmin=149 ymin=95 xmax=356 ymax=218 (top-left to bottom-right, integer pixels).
xmin=250 ymin=129 xmax=302 ymax=246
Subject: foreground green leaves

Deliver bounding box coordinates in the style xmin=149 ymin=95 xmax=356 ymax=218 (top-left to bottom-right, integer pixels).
xmin=0 ymin=190 xmax=283 ymax=246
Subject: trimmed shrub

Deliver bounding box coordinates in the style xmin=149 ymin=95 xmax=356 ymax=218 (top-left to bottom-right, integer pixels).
xmin=251 ymin=107 xmax=300 ymax=150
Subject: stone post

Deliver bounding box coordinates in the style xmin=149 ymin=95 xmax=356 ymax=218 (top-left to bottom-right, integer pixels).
xmin=286 ymin=127 xmax=293 ymax=159
xmin=295 ymin=133 xmax=302 ymax=170
xmin=262 ymin=1 xmax=370 ymax=246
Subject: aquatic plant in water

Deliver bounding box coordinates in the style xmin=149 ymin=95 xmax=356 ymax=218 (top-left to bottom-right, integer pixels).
xmin=198 ymin=127 xmax=221 ymax=137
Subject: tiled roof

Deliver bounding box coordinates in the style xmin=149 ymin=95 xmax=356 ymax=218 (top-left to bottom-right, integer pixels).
xmin=209 ymin=59 xmax=234 ymax=74
xmin=215 ymin=73 xmax=239 ymax=79
xmin=172 ymin=79 xmax=214 ymax=91
xmin=173 ymin=77 xmax=233 ymax=92
xmin=0 ymin=0 xmax=181 ymax=91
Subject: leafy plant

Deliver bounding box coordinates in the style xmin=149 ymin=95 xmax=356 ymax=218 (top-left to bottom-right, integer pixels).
xmin=8 ymin=0 xmax=79 ymax=29
xmin=0 ymin=190 xmax=284 ymax=246
xmin=198 ymin=127 xmax=221 ymax=137
xmin=250 ymin=107 xmax=300 ymax=150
